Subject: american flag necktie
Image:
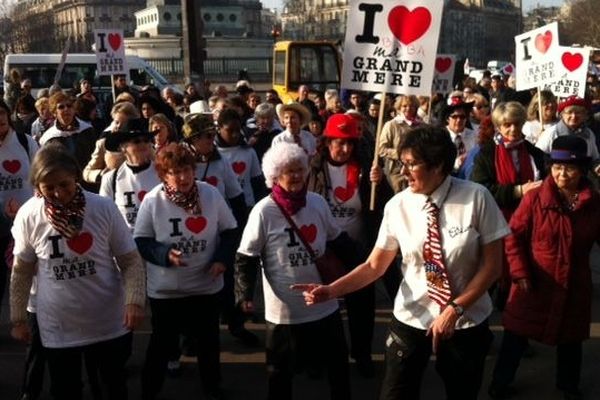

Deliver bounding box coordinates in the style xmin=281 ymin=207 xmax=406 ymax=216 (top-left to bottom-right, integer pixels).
xmin=455 ymin=134 xmax=466 ymax=156
xmin=423 ymin=198 xmax=452 ymax=308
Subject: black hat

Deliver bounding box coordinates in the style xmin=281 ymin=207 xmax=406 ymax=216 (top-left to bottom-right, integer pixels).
xmin=442 ymin=97 xmax=474 ymax=121
xmin=550 ymin=135 xmax=591 ymax=165
xmin=236 ymin=85 xmax=254 ymax=95
xmin=105 ymin=119 xmax=153 ymax=152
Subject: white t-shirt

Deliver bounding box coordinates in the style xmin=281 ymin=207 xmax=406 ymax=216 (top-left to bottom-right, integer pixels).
xmin=0 ymin=129 xmax=39 ymax=209
xmin=237 ymin=192 xmax=340 ymax=324
xmin=134 ymin=181 xmax=237 ymax=299
xmin=271 ymin=129 xmax=317 ymax=156
xmin=195 ymin=154 xmax=243 ymax=200
xmin=522 ymin=120 xmax=557 ymax=145
xmin=375 ymin=176 xmax=510 ymax=330
xmin=326 ymin=163 xmax=362 ymax=241
xmin=217 ymin=145 xmax=262 ymax=206
xmin=11 ymin=191 xmax=137 ymax=348
xmin=99 ymin=163 xmax=161 ymax=232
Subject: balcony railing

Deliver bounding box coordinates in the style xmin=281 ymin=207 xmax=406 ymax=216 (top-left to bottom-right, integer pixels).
xmin=145 ymin=57 xmax=273 ymax=82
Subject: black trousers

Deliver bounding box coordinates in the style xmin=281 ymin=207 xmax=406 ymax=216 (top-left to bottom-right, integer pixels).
xmin=0 ymin=236 xmax=10 ymax=320
xmin=491 ymin=329 xmax=582 ymax=392
xmin=44 ymin=332 xmax=132 ymax=400
xmin=22 ymin=312 xmax=46 ymax=399
xmin=265 ymin=311 xmax=350 ymax=400
xmin=142 ymin=294 xmax=221 ymax=399
xmin=379 ymin=317 xmax=493 ymax=400
xmin=344 ymin=283 xmax=375 ymax=362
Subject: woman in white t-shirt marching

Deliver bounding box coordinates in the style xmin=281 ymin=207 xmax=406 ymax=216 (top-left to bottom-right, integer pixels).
xmin=235 ymin=142 xmax=362 ymax=400
xmin=10 ymin=143 xmax=146 ymax=400
xmin=134 ymin=143 xmax=238 ymax=400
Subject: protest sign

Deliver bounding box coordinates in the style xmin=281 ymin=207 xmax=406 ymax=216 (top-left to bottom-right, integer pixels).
xmin=543 ymin=46 xmax=589 ymax=98
xmin=432 ymin=54 xmax=455 ymax=95
xmin=341 ymin=0 xmax=444 ymax=96
xmin=93 ymin=29 xmax=128 ymax=77
xmin=514 ymin=22 xmax=560 ymax=91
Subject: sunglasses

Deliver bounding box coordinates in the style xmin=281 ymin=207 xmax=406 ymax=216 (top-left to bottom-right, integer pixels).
xmin=449 ymin=114 xmax=467 ymax=120
xmin=57 ymin=103 xmax=73 ymax=110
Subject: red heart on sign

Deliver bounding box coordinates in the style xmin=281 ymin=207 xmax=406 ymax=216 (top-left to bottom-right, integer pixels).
xmin=299 ymin=224 xmax=317 ymax=243
xmin=388 ymin=6 xmax=432 ymax=45
xmin=205 ymin=176 xmax=218 ymax=187
xmin=435 ymin=57 xmax=452 ymax=73
xmin=534 ymin=31 xmax=552 ymax=54
xmin=504 ymin=64 xmax=514 ymax=74
xmin=67 ymin=232 xmax=93 ymax=255
xmin=2 ymin=160 xmax=21 ymax=174
xmin=334 ymin=186 xmax=355 ymax=202
xmin=108 ymin=33 xmax=122 ymax=51
xmin=561 ymin=52 xmax=583 ymax=72
xmin=232 ymin=161 xmax=246 ymax=175
xmin=138 ymin=191 xmax=147 ymax=202
xmin=185 ymin=216 xmax=207 ymax=234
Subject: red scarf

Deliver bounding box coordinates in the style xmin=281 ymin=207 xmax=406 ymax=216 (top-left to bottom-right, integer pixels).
xmin=494 ymin=140 xmax=534 ymax=219
xmin=271 ymin=183 xmax=307 ymax=215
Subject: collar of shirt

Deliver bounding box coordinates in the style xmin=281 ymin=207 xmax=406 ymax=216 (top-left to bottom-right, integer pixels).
xmin=406 ymin=175 xmax=452 ymax=210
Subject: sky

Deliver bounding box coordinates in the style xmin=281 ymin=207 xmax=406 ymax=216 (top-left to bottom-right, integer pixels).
xmin=262 ymin=0 xmax=566 ymax=12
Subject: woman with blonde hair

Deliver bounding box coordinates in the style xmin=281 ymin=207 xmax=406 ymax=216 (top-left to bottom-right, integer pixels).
xmin=522 ymin=90 xmax=558 ymax=144
xmin=149 ymin=113 xmax=177 ymax=153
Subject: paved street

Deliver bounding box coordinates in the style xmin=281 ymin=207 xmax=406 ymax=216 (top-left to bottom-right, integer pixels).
xmin=1 ymin=245 xmax=599 ymax=400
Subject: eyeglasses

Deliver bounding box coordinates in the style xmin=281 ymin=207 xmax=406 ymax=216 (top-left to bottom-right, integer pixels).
xmin=551 ymin=164 xmax=579 ymax=174
xmin=57 ymin=103 xmax=73 ymax=110
xmin=399 ymin=160 xmax=424 ymax=171
xmin=449 ymin=114 xmax=467 ymax=120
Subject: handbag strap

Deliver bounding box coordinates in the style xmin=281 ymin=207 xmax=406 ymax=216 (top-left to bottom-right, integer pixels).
xmin=270 ymin=194 xmax=318 ymax=260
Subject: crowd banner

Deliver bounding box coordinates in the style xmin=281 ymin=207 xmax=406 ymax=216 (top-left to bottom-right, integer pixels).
xmin=340 ymin=0 xmax=444 ymax=209
xmin=94 ymin=29 xmax=129 ymax=102
xmin=502 ymin=62 xmax=515 ymax=76
xmin=432 ymin=54 xmax=456 ymax=95
xmin=543 ymin=46 xmax=590 ymax=98
xmin=514 ymin=22 xmax=560 ymax=91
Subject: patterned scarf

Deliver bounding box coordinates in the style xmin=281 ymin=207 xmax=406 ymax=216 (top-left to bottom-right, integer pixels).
xmin=163 ymin=181 xmax=202 ymax=215
xmin=42 ymin=185 xmax=86 ymax=239
xmin=271 ymin=183 xmax=307 ymax=215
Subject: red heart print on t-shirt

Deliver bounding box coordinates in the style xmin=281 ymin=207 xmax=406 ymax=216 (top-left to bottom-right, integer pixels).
xmin=205 ymin=176 xmax=218 ymax=187
xmin=435 ymin=57 xmax=452 ymax=73
xmin=108 ymin=33 xmax=122 ymax=51
xmin=388 ymin=6 xmax=432 ymax=45
xmin=299 ymin=224 xmax=317 ymax=243
xmin=232 ymin=162 xmax=246 ymax=175
xmin=561 ymin=52 xmax=583 ymax=72
xmin=67 ymin=232 xmax=93 ymax=255
xmin=334 ymin=186 xmax=355 ymax=202
xmin=137 ymin=191 xmax=147 ymax=202
xmin=2 ymin=160 xmax=21 ymax=174
xmin=534 ymin=31 xmax=552 ymax=54
xmin=185 ymin=216 xmax=207 ymax=234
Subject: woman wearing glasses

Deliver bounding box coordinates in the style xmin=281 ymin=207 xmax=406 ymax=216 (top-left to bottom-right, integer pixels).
xmin=294 ymin=126 xmax=509 ymax=400
xmin=39 ymin=92 xmax=99 ymax=191
xmin=488 ymin=136 xmax=600 ymax=400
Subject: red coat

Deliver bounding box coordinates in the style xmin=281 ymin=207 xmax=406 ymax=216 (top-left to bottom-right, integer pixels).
xmin=503 ymin=176 xmax=600 ymax=345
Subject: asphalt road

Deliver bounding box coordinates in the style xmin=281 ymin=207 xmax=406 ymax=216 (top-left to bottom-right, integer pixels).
xmin=1 ymin=245 xmax=599 ymax=400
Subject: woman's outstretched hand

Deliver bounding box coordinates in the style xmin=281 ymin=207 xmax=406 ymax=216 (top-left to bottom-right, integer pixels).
xmin=290 ymin=284 xmax=334 ymax=305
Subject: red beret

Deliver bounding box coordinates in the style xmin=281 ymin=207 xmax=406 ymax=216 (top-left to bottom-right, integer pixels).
xmin=558 ymin=96 xmax=589 ymax=114
xmin=324 ymin=114 xmax=360 ymax=139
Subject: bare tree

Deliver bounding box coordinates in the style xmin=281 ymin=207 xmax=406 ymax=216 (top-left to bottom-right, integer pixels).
xmin=561 ymin=0 xmax=600 ymax=47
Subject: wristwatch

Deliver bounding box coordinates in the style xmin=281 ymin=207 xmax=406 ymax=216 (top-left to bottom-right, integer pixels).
xmin=448 ymin=300 xmax=465 ymax=317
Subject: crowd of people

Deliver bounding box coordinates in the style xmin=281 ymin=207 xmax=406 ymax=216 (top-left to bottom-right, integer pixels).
xmin=1 ymin=67 xmax=600 ymax=400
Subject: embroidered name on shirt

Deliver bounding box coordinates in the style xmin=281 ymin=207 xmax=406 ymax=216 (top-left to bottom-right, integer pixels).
xmin=448 ymin=226 xmax=470 ymax=238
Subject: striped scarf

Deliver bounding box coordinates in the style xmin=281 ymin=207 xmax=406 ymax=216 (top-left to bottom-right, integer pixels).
xmin=42 ymin=185 xmax=86 ymax=239
xmin=163 ymin=181 xmax=202 ymax=215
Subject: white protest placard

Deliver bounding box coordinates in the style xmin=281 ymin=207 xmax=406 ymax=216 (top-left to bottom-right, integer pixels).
xmin=515 ymin=22 xmax=560 ymax=91
xmin=94 ymin=29 xmax=128 ymax=77
xmin=543 ymin=46 xmax=589 ymax=98
xmin=341 ymin=0 xmax=444 ymax=96
xmin=432 ymin=54 xmax=455 ymax=95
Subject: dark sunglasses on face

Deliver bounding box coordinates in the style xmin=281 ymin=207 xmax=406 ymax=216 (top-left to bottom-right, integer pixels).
xmin=57 ymin=103 xmax=73 ymax=110
xmin=449 ymin=114 xmax=467 ymax=120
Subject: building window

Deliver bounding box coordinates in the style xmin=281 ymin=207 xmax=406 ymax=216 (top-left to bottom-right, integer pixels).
xmin=163 ymin=12 xmax=171 ymax=21
xmin=229 ymin=14 xmax=236 ymax=22
xmin=216 ymin=13 xmax=224 ymax=22
xmin=204 ymin=13 xmax=211 ymax=21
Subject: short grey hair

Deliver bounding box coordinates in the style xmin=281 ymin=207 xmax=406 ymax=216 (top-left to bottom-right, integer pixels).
xmin=262 ymin=142 xmax=308 ymax=188
xmin=254 ymin=102 xmax=275 ymax=118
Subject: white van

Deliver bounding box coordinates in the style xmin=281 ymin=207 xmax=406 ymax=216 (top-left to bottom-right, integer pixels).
xmin=3 ymin=53 xmax=172 ymax=97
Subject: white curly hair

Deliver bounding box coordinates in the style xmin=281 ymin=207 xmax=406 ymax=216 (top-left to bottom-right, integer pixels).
xmin=262 ymin=142 xmax=308 ymax=188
